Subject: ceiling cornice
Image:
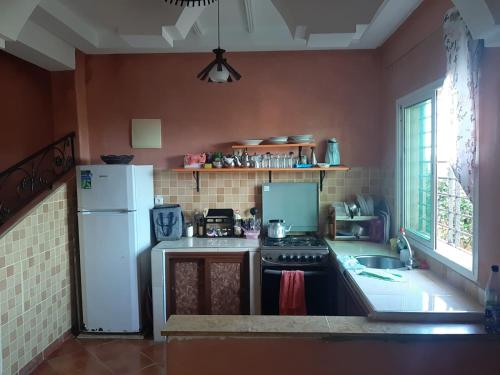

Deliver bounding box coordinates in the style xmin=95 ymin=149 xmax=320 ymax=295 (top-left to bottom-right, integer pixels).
xmin=453 ymin=0 xmax=500 ymax=47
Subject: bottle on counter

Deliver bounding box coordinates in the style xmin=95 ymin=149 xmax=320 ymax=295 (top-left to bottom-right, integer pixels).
xmin=193 ymin=210 xmax=205 ymax=237
xmin=234 ymin=210 xmax=242 ymax=237
xmin=186 ymin=223 xmax=194 ymax=238
xmin=485 ymin=264 xmax=500 ymax=333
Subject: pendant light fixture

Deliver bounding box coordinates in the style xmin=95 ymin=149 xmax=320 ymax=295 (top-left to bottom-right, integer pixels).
xmin=166 ymin=0 xmax=217 ymax=6
xmin=196 ymin=0 xmax=242 ymax=83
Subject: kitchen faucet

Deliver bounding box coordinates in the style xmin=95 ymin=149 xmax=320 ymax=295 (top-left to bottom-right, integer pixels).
xmin=398 ymin=228 xmax=416 ymax=270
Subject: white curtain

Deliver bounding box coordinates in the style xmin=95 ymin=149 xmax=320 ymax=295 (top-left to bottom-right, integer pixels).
xmin=442 ymin=8 xmax=482 ymax=200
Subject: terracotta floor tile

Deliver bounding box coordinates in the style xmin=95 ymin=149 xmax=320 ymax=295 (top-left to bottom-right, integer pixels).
xmin=141 ymin=344 xmax=168 ymax=366
xmin=77 ymin=338 xmax=114 ymax=348
xmin=138 ymin=364 xmax=166 ymax=375
xmin=122 ymin=338 xmax=155 ymax=350
xmin=31 ymin=363 xmax=59 ymax=375
xmin=47 ymin=350 xmax=112 ymax=375
xmin=99 ymin=352 xmax=153 ymax=374
xmin=47 ymin=338 xmax=86 ymax=359
xmin=33 ymin=338 xmax=163 ymax=375
xmin=93 ymin=340 xmax=145 ymax=362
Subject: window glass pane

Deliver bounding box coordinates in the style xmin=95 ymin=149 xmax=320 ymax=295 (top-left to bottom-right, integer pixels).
xmin=403 ymin=99 xmax=433 ymax=240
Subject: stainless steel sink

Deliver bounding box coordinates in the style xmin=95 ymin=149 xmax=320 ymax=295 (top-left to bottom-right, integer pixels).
xmin=355 ymin=255 xmax=405 ymax=269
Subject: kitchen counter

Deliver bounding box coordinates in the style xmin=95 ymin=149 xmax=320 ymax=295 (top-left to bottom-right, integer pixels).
xmin=152 ymin=237 xmax=260 ymax=251
xmin=163 ymin=314 xmax=485 ymax=338
xmin=326 ymin=240 xmax=483 ymax=322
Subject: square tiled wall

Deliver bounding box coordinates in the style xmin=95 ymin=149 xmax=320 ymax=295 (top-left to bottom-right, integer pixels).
xmin=154 ymin=167 xmax=384 ymax=232
xmin=0 ymin=181 xmax=76 ymax=375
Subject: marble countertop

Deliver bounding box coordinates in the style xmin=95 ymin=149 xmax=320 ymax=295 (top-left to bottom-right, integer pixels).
xmin=152 ymin=237 xmax=260 ymax=252
xmin=163 ymin=315 xmax=486 ymax=338
xmin=326 ymin=240 xmax=483 ymax=322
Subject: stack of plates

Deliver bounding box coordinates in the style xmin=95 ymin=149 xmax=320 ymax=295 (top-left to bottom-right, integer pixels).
xmin=288 ymin=134 xmax=314 ymax=144
xmin=356 ymin=194 xmax=374 ymax=216
xmin=267 ymin=136 xmax=288 ymax=144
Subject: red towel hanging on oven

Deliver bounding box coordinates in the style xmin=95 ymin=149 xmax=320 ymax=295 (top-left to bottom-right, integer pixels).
xmin=279 ymin=270 xmax=307 ymax=315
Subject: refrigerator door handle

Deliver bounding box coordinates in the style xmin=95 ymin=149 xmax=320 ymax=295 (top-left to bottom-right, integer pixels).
xmin=79 ymin=209 xmax=135 ymax=215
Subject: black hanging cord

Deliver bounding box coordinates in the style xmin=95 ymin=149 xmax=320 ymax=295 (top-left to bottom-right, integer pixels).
xmin=217 ymin=0 xmax=220 ymax=48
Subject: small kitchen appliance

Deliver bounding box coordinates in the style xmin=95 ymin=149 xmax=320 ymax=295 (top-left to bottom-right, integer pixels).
xmin=203 ymin=208 xmax=234 ymax=237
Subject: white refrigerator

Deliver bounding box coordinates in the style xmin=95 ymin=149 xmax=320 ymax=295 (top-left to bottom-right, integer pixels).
xmin=76 ymin=165 xmax=154 ymax=333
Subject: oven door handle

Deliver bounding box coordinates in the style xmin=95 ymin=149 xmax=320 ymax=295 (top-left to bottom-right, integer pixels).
xmin=263 ymin=269 xmax=328 ymax=277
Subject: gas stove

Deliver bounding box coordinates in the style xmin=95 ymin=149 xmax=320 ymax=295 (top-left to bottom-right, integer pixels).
xmin=261 ymin=236 xmax=328 ymax=250
xmin=260 ymin=236 xmax=330 ymax=266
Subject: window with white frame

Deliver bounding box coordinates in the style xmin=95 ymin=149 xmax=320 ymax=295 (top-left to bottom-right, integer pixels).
xmin=397 ymin=80 xmax=476 ymax=277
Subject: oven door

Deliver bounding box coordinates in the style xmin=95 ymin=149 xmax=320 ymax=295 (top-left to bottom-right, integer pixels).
xmin=261 ymin=266 xmax=332 ymax=315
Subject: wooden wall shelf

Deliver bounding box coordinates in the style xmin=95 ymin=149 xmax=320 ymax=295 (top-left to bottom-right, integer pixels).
xmin=172 ymin=167 xmax=348 ymax=173
xmin=171 ymin=166 xmax=350 ymax=192
xmin=231 ymin=143 xmax=316 ymax=149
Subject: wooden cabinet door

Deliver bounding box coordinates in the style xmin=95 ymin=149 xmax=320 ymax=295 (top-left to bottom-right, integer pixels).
xmin=166 ymin=252 xmax=250 ymax=317
xmin=166 ymin=255 xmax=208 ymax=316
xmin=206 ymin=253 xmax=249 ymax=315
xmin=333 ymin=259 xmax=368 ymax=317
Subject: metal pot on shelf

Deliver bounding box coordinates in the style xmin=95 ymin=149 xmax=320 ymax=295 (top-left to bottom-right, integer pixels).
xmin=267 ymin=219 xmax=292 ymax=239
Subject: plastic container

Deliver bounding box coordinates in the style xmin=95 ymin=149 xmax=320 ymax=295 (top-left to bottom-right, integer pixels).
xmin=243 ymin=229 xmax=260 ymax=240
xmin=485 ymin=264 xmax=500 ymax=334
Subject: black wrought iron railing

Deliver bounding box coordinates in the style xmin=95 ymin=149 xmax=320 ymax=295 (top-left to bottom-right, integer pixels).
xmin=0 ymin=132 xmax=76 ymax=226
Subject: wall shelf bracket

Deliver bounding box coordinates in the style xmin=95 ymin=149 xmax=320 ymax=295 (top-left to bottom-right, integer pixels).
xmin=319 ymin=170 xmax=326 ymax=192
xmin=192 ymin=171 xmax=200 ymax=192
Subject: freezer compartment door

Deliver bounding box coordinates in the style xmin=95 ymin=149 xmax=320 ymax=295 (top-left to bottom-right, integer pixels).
xmin=77 ymin=165 xmax=135 ymax=211
xmin=78 ymin=211 xmax=140 ymax=332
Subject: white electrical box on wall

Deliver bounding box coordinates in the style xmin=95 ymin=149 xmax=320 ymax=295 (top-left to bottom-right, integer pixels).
xmin=131 ymin=119 xmax=162 ymax=148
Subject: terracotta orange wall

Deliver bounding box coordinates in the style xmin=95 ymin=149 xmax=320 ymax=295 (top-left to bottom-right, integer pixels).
xmin=380 ymin=0 xmax=452 ymax=166
xmin=380 ymin=0 xmax=500 ymax=286
xmin=83 ymin=51 xmax=384 ymax=169
xmin=476 ymin=47 xmax=500 ymax=286
xmin=0 ymin=51 xmax=54 ymax=171
xmin=51 ymin=51 xmax=91 ymax=163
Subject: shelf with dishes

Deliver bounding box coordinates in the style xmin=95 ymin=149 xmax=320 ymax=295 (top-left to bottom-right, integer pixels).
xmin=172 ymin=166 xmax=350 ymax=192
xmin=232 ymin=142 xmax=316 ymax=149
xmin=177 ymin=134 xmax=344 ymax=192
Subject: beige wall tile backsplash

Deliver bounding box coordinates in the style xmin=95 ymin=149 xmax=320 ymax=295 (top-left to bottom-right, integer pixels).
xmin=0 ymin=182 xmax=76 ymax=375
xmin=154 ymin=167 xmax=385 ymax=231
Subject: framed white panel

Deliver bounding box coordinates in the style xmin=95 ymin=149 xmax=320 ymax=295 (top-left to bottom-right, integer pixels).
xmin=131 ymin=119 xmax=162 ymax=149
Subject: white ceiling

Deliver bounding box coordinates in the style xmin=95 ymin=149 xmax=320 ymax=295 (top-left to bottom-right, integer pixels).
xmin=0 ymin=0 xmax=499 ymax=71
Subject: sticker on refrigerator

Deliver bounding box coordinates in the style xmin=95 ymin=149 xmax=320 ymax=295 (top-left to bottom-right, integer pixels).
xmin=81 ymin=170 xmax=92 ymax=189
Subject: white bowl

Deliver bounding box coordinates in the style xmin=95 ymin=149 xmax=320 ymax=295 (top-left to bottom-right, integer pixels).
xmin=239 ymin=139 xmax=263 ymax=145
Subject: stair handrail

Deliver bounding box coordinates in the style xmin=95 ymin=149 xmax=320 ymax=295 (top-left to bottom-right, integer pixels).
xmin=0 ymin=132 xmax=76 ymax=228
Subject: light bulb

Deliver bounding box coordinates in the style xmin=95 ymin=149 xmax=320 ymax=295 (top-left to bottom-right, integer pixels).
xmin=209 ymin=65 xmax=229 ymax=83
